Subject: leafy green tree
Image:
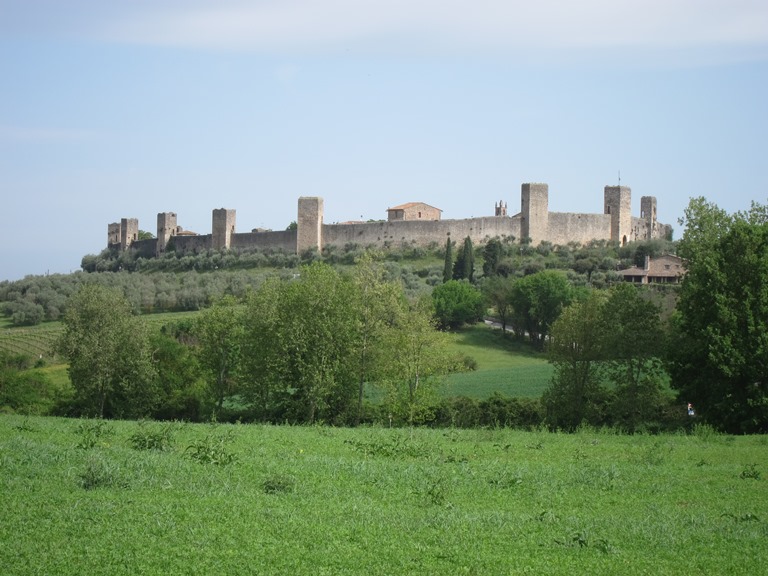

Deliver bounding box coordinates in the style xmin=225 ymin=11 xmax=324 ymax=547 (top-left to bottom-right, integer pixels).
xmin=600 ymin=283 xmax=668 ymax=432
xmin=452 ymin=236 xmax=475 ymax=282
xmin=509 ymin=270 xmax=572 ymax=347
xmin=482 ymin=237 xmax=503 ymax=277
xmin=431 ymin=280 xmax=485 ymax=329
xmin=669 ymin=198 xmax=768 ymax=433
xmin=56 ymin=284 xmax=157 ymax=418
xmin=378 ymin=296 xmax=460 ymax=425
xmin=351 ymin=252 xmax=403 ymax=425
xmin=149 ymin=327 xmax=205 ymax=420
xmin=242 ymin=263 xmax=359 ymax=424
xmin=482 ymin=275 xmax=515 ymax=334
xmin=240 ymin=278 xmax=285 ymax=420
xmin=443 ymin=238 xmax=453 ymax=283
xmin=543 ymin=291 xmax=609 ymax=430
xmin=193 ymin=296 xmax=244 ymax=412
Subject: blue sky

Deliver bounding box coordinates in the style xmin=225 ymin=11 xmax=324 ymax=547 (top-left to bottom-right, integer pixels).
xmin=1 ymin=1 xmax=767 ymax=281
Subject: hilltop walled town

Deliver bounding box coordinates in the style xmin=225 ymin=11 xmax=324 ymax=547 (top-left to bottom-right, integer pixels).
xmin=108 ymin=182 xmax=672 ymax=257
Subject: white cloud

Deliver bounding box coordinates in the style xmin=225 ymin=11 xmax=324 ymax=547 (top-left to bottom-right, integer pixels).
xmin=98 ymin=1 xmax=768 ymax=53
xmin=2 ymin=1 xmax=767 ymax=60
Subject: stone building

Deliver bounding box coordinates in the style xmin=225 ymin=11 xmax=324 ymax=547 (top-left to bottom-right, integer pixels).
xmin=618 ymin=254 xmax=685 ymax=284
xmin=386 ymin=202 xmax=442 ymax=222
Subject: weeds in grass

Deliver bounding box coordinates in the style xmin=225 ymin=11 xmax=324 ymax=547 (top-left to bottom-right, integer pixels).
xmin=74 ymin=419 xmax=115 ymax=449
xmin=79 ymin=454 xmax=126 ymax=490
xmin=12 ymin=418 xmax=36 ymax=432
xmin=128 ymin=421 xmax=176 ymax=451
xmin=554 ymin=531 xmax=613 ymax=553
xmin=487 ymin=469 xmax=523 ymax=489
xmin=262 ymin=474 xmax=296 ymax=494
xmin=739 ymin=464 xmax=761 ymax=480
xmin=722 ymin=512 xmax=761 ymax=523
xmin=415 ymin=475 xmax=447 ymax=506
xmin=638 ymin=440 xmax=672 ymax=466
xmin=344 ymin=434 xmax=429 ymax=459
xmin=186 ymin=428 xmax=237 ymax=465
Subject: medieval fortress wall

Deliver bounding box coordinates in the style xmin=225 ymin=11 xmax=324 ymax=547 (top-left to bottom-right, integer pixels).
xmin=108 ymin=183 xmax=671 ymax=258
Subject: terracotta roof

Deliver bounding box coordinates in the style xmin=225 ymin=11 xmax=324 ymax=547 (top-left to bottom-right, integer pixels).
xmin=618 ymin=254 xmax=685 ymax=282
xmin=387 ymin=202 xmax=442 ymax=212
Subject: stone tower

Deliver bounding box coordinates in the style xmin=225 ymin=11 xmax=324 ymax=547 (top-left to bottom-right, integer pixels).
xmin=107 ymin=222 xmax=121 ymax=247
xmin=120 ymin=218 xmax=139 ymax=251
xmin=297 ymin=196 xmax=323 ymax=254
xmin=640 ymin=196 xmax=657 ymax=240
xmin=521 ymin=183 xmax=549 ymax=244
xmin=495 ymin=200 xmax=508 ymax=217
xmin=212 ymin=208 xmax=236 ymax=250
xmin=156 ymin=212 xmax=177 ymax=254
xmin=604 ymin=186 xmax=632 ymax=245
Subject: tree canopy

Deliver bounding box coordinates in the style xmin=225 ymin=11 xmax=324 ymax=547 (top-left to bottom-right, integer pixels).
xmin=56 ymin=284 xmax=156 ymax=418
xmin=668 ymin=198 xmax=768 ymax=433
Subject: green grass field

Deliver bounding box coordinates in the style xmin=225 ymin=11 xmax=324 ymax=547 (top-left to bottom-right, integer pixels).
xmin=1 ymin=415 xmax=765 ymax=575
xmin=443 ymin=323 xmax=553 ymax=398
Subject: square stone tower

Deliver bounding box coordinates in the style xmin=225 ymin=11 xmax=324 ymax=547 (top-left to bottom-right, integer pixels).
xmin=297 ymin=197 xmax=323 ymax=254
xmin=521 ymin=183 xmax=549 ymax=244
xmin=156 ymin=212 xmax=177 ymax=254
xmin=120 ymin=218 xmax=139 ymax=251
xmin=107 ymin=222 xmax=121 ymax=247
xmin=604 ymin=186 xmax=632 ymax=245
xmin=212 ymin=208 xmax=236 ymax=250
xmin=640 ymin=196 xmax=657 ymax=240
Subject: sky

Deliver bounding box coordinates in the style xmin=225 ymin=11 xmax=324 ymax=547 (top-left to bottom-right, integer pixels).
xmin=1 ymin=0 xmax=767 ymax=281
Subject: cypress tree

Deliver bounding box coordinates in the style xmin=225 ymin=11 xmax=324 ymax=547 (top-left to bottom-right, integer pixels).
xmin=443 ymin=238 xmax=453 ymax=283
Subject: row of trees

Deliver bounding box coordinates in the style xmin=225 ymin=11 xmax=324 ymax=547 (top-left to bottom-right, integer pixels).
xmin=55 ymin=259 xmax=465 ymax=424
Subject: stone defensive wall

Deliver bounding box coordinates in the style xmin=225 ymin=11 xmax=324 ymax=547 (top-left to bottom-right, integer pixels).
xmin=545 ymin=212 xmax=613 ymax=246
xmin=230 ymin=230 xmax=296 ymax=252
xmin=322 ymin=216 xmax=522 ymax=250
xmin=106 ymin=182 xmax=670 ymax=259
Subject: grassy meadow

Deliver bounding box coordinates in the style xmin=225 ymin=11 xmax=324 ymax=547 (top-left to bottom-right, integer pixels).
xmin=1 ymin=414 xmax=766 ymax=575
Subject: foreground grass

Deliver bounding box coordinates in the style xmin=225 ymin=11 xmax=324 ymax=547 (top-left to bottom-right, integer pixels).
xmin=1 ymin=415 xmax=765 ymax=575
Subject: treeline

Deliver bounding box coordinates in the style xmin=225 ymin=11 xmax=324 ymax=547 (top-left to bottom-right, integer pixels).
xmin=50 ymin=259 xmax=471 ymax=426
xmin=1 ymin=238 xmax=675 ymax=326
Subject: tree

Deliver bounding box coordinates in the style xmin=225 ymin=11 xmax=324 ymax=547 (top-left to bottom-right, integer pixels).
xmin=482 ymin=275 xmax=515 ymax=334
xmin=56 ymin=284 xmax=157 ymax=418
xmin=377 ymin=296 xmax=460 ymax=425
xmin=600 ymin=283 xmax=668 ymax=432
xmin=241 ymin=263 xmax=359 ymax=424
xmin=431 ymin=280 xmax=485 ymax=329
xmin=443 ymin=238 xmax=453 ymax=283
xmin=668 ymin=198 xmax=768 ymax=433
xmin=509 ymin=270 xmax=572 ymax=347
xmin=482 ymin=238 xmax=504 ymax=277
xmin=193 ymin=296 xmax=244 ymax=412
xmin=351 ymin=252 xmax=403 ymax=425
xmin=149 ymin=327 xmax=205 ymax=421
xmin=543 ymin=291 xmax=609 ymax=430
xmin=453 ymin=236 xmax=475 ymax=282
